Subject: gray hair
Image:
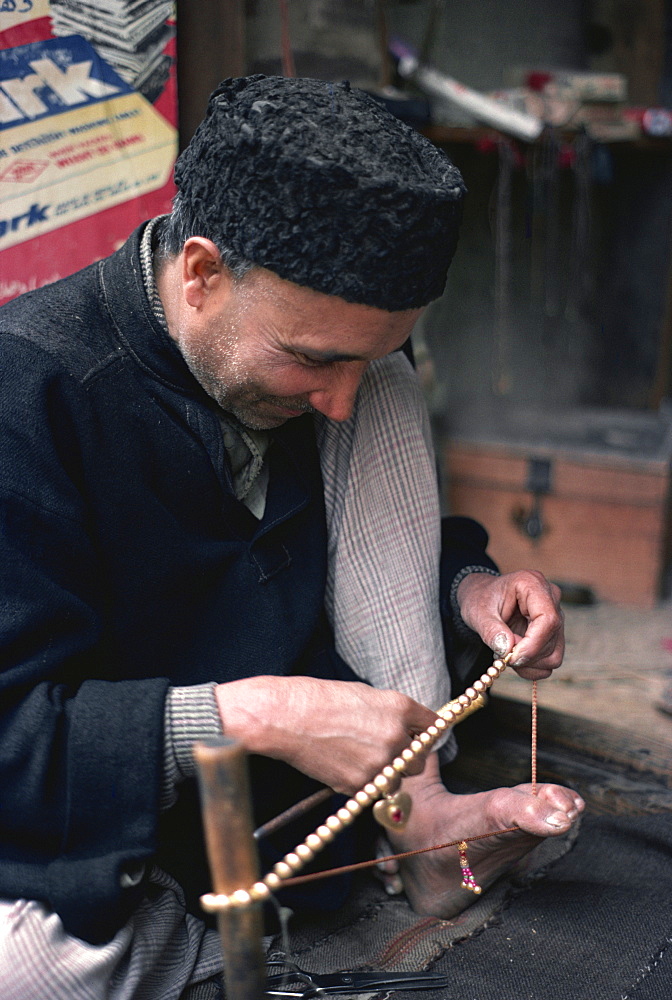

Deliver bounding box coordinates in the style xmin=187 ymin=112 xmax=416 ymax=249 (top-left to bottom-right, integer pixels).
xmin=157 ymin=191 xmax=256 ymax=279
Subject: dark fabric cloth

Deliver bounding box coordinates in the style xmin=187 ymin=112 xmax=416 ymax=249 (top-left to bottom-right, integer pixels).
xmin=0 ymin=223 xmax=495 ymax=944
xmin=424 ymin=812 xmax=672 ymax=999
xmin=270 ymin=812 xmax=672 ymax=1000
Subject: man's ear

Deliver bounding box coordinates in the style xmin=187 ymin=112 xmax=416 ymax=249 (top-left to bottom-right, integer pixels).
xmin=181 ymin=237 xmax=233 ymax=308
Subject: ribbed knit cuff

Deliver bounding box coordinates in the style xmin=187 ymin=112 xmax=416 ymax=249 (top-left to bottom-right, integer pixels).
xmin=449 ymin=565 xmax=500 ymax=640
xmin=161 ymin=684 xmax=222 ymax=810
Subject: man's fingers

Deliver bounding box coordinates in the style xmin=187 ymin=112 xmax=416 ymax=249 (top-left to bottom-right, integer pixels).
xmin=456 ymin=569 xmax=565 ymax=675
xmin=397 ymin=754 xmax=427 ymax=777
xmin=510 ymin=607 xmax=565 ymax=670
xmin=216 ymin=675 xmax=442 ymax=795
xmin=493 ymin=570 xmax=563 ymax=666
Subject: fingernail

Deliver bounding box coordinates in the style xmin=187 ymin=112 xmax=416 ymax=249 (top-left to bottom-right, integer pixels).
xmin=492 ymin=633 xmax=510 ymax=656
xmin=511 ymin=655 xmax=529 ymax=668
xmin=546 ymin=811 xmax=570 ymax=829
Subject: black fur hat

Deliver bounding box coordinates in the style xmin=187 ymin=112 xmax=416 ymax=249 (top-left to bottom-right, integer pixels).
xmin=174 ymin=75 xmax=466 ymax=310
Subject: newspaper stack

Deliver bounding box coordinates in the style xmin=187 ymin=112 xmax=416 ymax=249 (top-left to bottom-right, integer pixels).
xmin=50 ymin=0 xmax=175 ymax=102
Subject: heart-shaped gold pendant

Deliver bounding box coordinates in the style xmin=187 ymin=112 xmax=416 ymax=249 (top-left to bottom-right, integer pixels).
xmin=373 ymin=791 xmax=412 ymax=832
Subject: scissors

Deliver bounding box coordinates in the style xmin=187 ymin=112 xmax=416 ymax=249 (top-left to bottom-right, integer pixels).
xmin=265 ymin=959 xmax=452 ymax=996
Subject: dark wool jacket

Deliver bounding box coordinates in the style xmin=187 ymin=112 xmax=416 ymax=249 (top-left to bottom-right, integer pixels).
xmin=0 ymin=224 xmax=496 ymax=944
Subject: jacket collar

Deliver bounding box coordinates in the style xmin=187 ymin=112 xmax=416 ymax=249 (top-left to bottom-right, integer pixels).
xmin=98 ymin=222 xmax=321 ymax=507
xmin=99 ymin=222 xmax=213 ymax=400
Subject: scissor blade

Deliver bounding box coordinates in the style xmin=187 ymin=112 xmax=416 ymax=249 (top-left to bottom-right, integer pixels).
xmin=305 ymin=970 xmax=451 ymax=992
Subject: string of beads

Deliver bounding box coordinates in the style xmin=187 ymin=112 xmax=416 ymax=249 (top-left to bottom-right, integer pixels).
xmin=201 ymin=653 xmax=514 ymax=914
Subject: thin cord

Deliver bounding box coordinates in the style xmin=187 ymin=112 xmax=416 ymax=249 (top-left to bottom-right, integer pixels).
xmin=277 ymin=826 xmax=520 ymax=890
xmin=279 ymin=0 xmax=296 ymax=78
xmin=531 ymin=679 xmax=538 ymax=795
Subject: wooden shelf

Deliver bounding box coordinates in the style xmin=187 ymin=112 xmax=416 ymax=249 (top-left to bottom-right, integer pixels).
xmin=422 ymin=121 xmax=672 ymax=150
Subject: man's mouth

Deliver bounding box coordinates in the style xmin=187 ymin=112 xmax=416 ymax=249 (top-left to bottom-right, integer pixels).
xmin=269 ymin=399 xmax=314 ymax=417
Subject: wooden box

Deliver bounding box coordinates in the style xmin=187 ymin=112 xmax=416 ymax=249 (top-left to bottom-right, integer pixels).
xmin=444 ymin=407 xmax=672 ymax=608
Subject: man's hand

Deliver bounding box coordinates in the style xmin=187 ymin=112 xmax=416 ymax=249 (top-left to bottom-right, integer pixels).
xmin=456 ymin=570 xmax=564 ymax=680
xmin=214 ymin=676 xmax=438 ymax=795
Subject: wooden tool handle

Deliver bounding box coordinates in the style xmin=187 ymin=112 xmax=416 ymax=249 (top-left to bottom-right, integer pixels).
xmin=194 ymin=738 xmax=267 ymax=1000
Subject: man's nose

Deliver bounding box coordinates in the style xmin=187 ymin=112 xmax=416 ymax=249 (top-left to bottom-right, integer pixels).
xmin=308 ymin=361 xmax=368 ymax=422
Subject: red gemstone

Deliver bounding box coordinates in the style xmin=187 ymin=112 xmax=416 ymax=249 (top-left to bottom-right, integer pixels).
xmin=391 ymin=808 xmax=403 ymax=823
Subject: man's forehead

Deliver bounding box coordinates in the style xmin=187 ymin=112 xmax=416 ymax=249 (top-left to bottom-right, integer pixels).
xmin=243 ymin=265 xmax=419 ymax=321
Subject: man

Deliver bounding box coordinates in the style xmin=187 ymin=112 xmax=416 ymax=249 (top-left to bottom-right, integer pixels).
xmin=0 ymin=76 xmax=581 ymax=998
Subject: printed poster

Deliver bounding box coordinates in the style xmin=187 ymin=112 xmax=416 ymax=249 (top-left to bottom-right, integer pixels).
xmin=0 ymin=0 xmax=177 ymax=306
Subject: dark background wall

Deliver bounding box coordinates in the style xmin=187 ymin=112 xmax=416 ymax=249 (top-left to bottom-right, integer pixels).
xmin=386 ymin=0 xmax=672 ymax=417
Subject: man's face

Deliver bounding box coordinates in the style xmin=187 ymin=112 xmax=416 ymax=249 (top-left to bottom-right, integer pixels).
xmin=173 ymin=265 xmax=423 ymax=430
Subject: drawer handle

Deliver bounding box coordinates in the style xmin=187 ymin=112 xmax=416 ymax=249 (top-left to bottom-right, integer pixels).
xmin=512 ymin=495 xmax=545 ymax=540
xmin=511 ymin=457 xmax=552 ymax=541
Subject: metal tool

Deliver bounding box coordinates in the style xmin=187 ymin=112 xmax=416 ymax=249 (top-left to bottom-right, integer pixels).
xmin=266 ymin=959 xmax=451 ymax=996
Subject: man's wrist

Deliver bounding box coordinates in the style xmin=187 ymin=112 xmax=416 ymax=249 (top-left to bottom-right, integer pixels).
xmin=450 ymin=565 xmax=500 ymax=639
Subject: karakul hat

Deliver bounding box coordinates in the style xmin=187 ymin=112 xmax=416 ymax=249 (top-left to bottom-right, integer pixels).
xmin=174 ymin=75 xmax=466 ymax=311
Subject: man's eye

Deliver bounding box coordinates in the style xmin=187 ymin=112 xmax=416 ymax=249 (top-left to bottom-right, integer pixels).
xmin=296 ymin=353 xmax=328 ymax=367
